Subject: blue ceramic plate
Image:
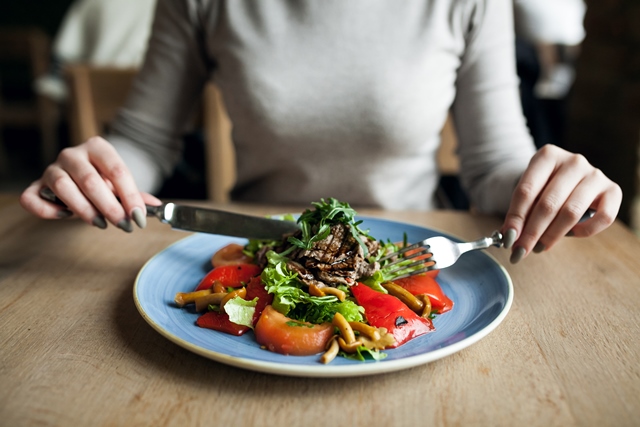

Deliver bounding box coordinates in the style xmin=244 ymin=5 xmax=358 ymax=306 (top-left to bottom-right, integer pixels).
xmin=134 ymin=217 xmax=513 ymax=377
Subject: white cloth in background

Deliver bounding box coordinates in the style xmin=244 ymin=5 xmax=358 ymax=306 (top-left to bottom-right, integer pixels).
xmin=513 ymin=0 xmax=587 ymax=45
xmin=513 ymin=0 xmax=587 ymax=99
xmin=35 ymin=0 xmax=157 ymax=102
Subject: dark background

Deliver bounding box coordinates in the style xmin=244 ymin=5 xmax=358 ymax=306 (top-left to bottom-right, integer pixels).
xmin=0 ymin=0 xmax=74 ymax=191
xmin=0 ymin=0 xmax=74 ymax=35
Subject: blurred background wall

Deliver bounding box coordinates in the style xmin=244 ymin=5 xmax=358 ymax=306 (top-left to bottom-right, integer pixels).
xmin=0 ymin=0 xmax=209 ymax=200
xmin=565 ymin=0 xmax=640 ymax=228
xmin=0 ymin=0 xmax=73 ymax=35
xmin=0 ymin=0 xmax=74 ymax=191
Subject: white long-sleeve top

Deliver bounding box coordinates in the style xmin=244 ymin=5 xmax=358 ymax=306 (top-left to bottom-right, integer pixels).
xmin=110 ymin=0 xmax=536 ymax=213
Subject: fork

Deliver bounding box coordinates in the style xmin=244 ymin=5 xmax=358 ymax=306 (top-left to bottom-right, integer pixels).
xmin=379 ymin=231 xmax=503 ymax=280
xmin=380 ymin=209 xmax=596 ymax=280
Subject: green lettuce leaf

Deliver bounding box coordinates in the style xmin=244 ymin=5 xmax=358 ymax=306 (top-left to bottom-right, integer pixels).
xmin=339 ymin=346 xmax=388 ymax=362
xmin=260 ymin=250 xmax=364 ymax=324
xmin=223 ymin=297 xmax=258 ymax=328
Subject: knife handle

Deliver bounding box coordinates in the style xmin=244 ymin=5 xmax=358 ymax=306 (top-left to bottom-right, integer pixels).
xmin=39 ymin=187 xmax=69 ymax=207
xmin=145 ymin=204 xmax=164 ymax=219
xmin=39 ymin=187 xmax=161 ymax=217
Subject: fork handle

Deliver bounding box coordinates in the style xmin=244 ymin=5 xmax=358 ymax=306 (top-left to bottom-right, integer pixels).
xmin=458 ymin=230 xmax=504 ymax=254
xmin=461 ymin=209 xmax=595 ymax=254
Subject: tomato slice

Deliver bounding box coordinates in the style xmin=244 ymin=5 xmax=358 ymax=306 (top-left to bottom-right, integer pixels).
xmin=393 ymin=274 xmax=453 ymax=314
xmin=211 ymin=243 xmax=254 ymax=267
xmin=194 ymin=264 xmax=262 ymax=291
xmin=254 ymin=305 xmax=334 ymax=356
xmin=351 ymin=283 xmax=434 ymax=348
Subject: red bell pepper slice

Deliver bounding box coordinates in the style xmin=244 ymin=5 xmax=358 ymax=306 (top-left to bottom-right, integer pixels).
xmin=196 ymin=311 xmax=250 ymax=336
xmin=393 ymin=274 xmax=453 ymax=314
xmin=351 ymin=283 xmax=434 ymax=348
xmin=194 ymin=263 xmax=262 ymax=291
xmin=196 ymin=276 xmax=272 ymax=335
xmin=245 ymin=276 xmax=273 ymax=325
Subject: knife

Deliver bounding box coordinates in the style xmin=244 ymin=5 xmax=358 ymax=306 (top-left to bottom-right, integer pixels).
xmin=145 ymin=203 xmax=299 ymax=239
xmin=39 ymin=187 xmax=300 ymax=240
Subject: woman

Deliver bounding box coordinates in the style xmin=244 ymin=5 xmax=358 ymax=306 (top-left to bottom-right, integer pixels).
xmin=20 ymin=0 xmax=622 ymax=264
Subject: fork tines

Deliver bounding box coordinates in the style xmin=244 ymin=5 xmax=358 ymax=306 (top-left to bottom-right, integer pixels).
xmin=380 ymin=242 xmax=436 ymax=280
xmin=379 ymin=241 xmax=426 ymax=263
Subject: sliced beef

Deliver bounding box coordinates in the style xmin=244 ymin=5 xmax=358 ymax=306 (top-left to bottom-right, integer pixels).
xmin=255 ymin=222 xmax=381 ymax=288
xmin=288 ymin=223 xmax=380 ymax=288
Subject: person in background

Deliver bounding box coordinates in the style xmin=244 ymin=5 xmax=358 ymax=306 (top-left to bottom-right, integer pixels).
xmin=513 ymin=0 xmax=587 ymax=148
xmin=20 ymin=0 xmax=622 ymax=265
xmin=34 ymin=0 xmax=157 ymax=103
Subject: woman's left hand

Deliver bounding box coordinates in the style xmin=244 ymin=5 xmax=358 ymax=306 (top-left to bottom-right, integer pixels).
xmin=501 ymin=144 xmax=622 ymax=264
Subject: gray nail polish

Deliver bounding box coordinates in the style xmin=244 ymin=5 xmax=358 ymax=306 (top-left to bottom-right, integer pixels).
xmin=503 ymin=228 xmax=517 ymax=249
xmin=93 ymin=216 xmax=108 ymax=229
xmin=131 ymin=207 xmax=147 ymax=229
xmin=117 ymin=219 xmax=133 ymax=233
xmin=510 ymin=247 xmax=526 ymax=264
xmin=533 ymin=242 xmax=546 ymax=253
xmin=57 ymin=209 xmax=73 ymax=219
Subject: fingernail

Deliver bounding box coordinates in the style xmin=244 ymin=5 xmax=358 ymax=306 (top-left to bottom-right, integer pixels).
xmin=117 ymin=219 xmax=133 ymax=233
xmin=533 ymin=242 xmax=546 ymax=253
xmin=510 ymin=247 xmax=526 ymax=264
xmin=57 ymin=209 xmax=73 ymax=219
xmin=131 ymin=207 xmax=146 ymax=229
xmin=92 ymin=216 xmax=108 ymax=229
xmin=503 ymin=228 xmax=517 ymax=249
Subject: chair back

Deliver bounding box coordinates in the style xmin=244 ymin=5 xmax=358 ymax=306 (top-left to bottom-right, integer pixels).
xmin=437 ymin=114 xmax=459 ymax=176
xmin=66 ymin=64 xmax=235 ymax=202
xmin=203 ymin=84 xmax=235 ymax=203
xmin=66 ymin=65 xmax=137 ymax=145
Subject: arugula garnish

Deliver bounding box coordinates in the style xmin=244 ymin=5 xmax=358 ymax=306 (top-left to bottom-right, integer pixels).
xmin=286 ymin=198 xmax=372 ymax=256
xmin=243 ymin=214 xmax=297 ymax=258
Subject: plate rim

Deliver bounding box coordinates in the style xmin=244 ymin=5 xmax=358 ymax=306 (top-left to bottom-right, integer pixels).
xmin=133 ymin=217 xmax=513 ymax=377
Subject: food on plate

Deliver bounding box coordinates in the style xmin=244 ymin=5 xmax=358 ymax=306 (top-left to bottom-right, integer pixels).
xmin=211 ymin=243 xmax=253 ymax=267
xmin=254 ymin=305 xmax=334 ymax=356
xmin=174 ymin=198 xmax=453 ymax=363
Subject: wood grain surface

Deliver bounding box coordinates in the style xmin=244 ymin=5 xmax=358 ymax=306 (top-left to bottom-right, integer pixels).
xmin=1 ymin=197 xmax=639 ymax=427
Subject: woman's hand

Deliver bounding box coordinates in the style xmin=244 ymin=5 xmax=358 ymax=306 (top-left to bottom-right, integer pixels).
xmin=501 ymin=144 xmax=622 ymax=263
xmin=20 ymin=136 xmax=161 ymax=231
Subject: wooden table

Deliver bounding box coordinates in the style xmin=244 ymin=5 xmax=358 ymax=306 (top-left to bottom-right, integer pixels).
xmin=1 ymin=196 xmax=639 ymax=427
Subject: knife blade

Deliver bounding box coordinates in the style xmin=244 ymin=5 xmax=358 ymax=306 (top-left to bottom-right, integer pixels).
xmin=146 ymin=203 xmax=300 ymax=240
xmin=39 ymin=187 xmax=300 ymax=240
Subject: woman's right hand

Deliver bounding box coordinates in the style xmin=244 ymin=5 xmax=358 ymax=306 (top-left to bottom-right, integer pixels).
xmin=20 ymin=136 xmax=161 ymax=231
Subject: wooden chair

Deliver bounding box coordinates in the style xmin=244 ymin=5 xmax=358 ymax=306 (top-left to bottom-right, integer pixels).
xmin=0 ymin=27 xmax=60 ymax=174
xmin=202 ymin=84 xmax=235 ymax=203
xmin=437 ymin=114 xmax=460 ymax=176
xmin=66 ymin=64 xmax=235 ymax=202
xmin=66 ymin=65 xmax=138 ymax=146
xmin=436 ymin=114 xmax=467 ymax=209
